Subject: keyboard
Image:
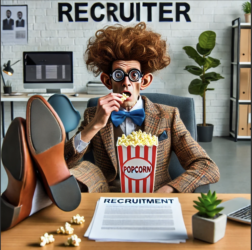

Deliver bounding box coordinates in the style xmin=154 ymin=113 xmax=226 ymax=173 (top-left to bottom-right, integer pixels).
xmin=227 ymin=205 xmax=251 ymax=224
xmin=27 ymin=93 xmax=54 ymax=97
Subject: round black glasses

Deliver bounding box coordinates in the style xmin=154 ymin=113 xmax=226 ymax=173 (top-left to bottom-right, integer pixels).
xmin=110 ymin=69 xmax=143 ymax=82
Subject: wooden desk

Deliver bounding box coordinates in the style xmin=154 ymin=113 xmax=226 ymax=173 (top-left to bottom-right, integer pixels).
xmin=1 ymin=93 xmax=102 ymax=137
xmin=1 ymin=193 xmax=250 ymax=249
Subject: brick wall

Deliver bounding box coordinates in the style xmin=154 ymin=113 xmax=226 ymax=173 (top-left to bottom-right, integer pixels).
xmin=1 ymin=0 xmax=245 ymax=136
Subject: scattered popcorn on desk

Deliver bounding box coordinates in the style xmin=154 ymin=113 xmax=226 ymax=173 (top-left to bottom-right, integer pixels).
xmin=56 ymin=222 xmax=74 ymax=235
xmin=40 ymin=233 xmax=55 ymax=247
xmin=117 ymin=130 xmax=158 ymax=147
xmin=70 ymin=214 xmax=85 ymax=225
xmin=121 ymin=93 xmax=129 ymax=102
xmin=65 ymin=234 xmax=81 ymax=246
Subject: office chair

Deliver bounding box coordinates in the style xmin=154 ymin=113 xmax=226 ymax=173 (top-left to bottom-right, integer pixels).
xmin=48 ymin=94 xmax=81 ymax=140
xmin=84 ymin=93 xmax=210 ymax=193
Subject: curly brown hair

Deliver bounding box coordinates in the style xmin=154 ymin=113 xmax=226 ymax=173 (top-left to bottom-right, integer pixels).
xmin=85 ymin=22 xmax=170 ymax=76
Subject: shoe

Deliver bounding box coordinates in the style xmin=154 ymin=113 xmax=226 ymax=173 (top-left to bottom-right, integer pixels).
xmin=1 ymin=118 xmax=36 ymax=231
xmin=26 ymin=95 xmax=81 ymax=211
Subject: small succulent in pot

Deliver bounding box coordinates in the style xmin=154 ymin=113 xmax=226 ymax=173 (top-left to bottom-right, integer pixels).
xmin=242 ymin=1 xmax=251 ymax=23
xmin=242 ymin=1 xmax=251 ymax=14
xmin=193 ymin=190 xmax=224 ymax=218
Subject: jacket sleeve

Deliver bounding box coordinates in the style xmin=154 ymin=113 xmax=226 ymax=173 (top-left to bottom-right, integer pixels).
xmin=167 ymin=108 xmax=220 ymax=193
xmin=64 ymin=108 xmax=92 ymax=168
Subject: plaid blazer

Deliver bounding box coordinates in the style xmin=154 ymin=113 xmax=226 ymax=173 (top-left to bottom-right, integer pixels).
xmin=64 ymin=96 xmax=220 ymax=193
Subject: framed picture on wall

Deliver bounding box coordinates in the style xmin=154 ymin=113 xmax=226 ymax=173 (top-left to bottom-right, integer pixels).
xmin=1 ymin=5 xmax=28 ymax=44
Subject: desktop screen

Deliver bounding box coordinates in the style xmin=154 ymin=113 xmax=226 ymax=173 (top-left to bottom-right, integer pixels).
xmin=23 ymin=51 xmax=73 ymax=91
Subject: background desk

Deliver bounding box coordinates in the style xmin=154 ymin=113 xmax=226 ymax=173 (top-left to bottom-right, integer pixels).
xmin=1 ymin=193 xmax=250 ymax=249
xmin=1 ymin=93 xmax=102 ymax=137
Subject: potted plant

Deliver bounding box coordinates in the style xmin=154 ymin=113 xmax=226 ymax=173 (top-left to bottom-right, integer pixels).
xmin=183 ymin=31 xmax=224 ymax=142
xmin=192 ymin=191 xmax=226 ymax=243
xmin=242 ymin=1 xmax=251 ymax=23
xmin=3 ymin=80 xmax=12 ymax=94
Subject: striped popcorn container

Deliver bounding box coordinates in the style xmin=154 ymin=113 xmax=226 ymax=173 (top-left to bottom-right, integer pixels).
xmin=117 ymin=143 xmax=158 ymax=193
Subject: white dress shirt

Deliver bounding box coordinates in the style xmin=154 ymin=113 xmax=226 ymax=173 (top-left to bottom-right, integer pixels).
xmin=74 ymin=96 xmax=144 ymax=153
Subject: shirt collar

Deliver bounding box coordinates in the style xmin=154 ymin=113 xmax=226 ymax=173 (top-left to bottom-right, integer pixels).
xmin=120 ymin=95 xmax=144 ymax=112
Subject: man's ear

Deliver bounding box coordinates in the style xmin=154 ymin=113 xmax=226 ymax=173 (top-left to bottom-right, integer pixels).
xmin=100 ymin=73 xmax=112 ymax=90
xmin=140 ymin=73 xmax=153 ymax=90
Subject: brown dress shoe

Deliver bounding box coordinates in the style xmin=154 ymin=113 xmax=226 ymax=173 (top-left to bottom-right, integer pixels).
xmin=26 ymin=95 xmax=81 ymax=211
xmin=1 ymin=118 xmax=36 ymax=231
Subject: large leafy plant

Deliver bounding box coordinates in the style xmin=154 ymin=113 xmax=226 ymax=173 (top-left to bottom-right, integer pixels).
xmin=193 ymin=191 xmax=224 ymax=218
xmin=183 ymin=31 xmax=224 ymax=126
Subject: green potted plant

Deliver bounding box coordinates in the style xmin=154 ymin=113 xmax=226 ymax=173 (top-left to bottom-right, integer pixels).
xmin=242 ymin=1 xmax=251 ymax=23
xmin=183 ymin=31 xmax=224 ymax=142
xmin=192 ymin=191 xmax=226 ymax=243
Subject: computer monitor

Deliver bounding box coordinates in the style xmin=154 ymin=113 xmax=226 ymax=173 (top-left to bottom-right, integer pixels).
xmin=23 ymin=51 xmax=73 ymax=93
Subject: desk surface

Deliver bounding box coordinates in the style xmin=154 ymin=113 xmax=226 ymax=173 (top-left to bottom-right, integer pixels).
xmin=1 ymin=193 xmax=251 ymax=249
xmin=1 ymin=93 xmax=103 ymax=102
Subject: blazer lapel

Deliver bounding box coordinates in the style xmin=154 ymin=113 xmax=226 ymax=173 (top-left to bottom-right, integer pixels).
xmin=142 ymin=96 xmax=162 ymax=136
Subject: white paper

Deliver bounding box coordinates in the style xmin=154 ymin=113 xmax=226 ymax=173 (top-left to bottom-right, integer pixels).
xmin=84 ymin=199 xmax=100 ymax=237
xmin=85 ymin=197 xmax=188 ymax=243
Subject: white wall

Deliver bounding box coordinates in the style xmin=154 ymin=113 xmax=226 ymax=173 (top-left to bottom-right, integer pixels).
xmin=1 ymin=0 xmax=246 ymax=136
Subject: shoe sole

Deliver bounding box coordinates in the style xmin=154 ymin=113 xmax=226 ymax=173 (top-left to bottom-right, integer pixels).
xmin=1 ymin=118 xmax=36 ymax=231
xmin=26 ymin=95 xmax=81 ymax=211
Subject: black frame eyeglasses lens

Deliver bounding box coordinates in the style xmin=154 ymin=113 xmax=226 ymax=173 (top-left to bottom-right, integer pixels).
xmin=110 ymin=69 xmax=143 ymax=82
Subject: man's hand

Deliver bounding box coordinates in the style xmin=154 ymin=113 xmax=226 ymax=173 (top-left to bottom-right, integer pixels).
xmin=92 ymin=93 xmax=123 ymax=129
xmin=80 ymin=93 xmax=122 ymax=143
xmin=155 ymin=185 xmax=174 ymax=193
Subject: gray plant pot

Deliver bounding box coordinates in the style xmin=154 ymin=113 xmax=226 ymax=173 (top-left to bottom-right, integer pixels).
xmin=3 ymin=86 xmax=12 ymax=94
xmin=192 ymin=213 xmax=227 ymax=243
xmin=197 ymin=124 xmax=214 ymax=142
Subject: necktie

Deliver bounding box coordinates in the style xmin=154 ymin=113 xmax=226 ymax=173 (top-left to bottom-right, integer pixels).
xmin=111 ymin=109 xmax=145 ymax=127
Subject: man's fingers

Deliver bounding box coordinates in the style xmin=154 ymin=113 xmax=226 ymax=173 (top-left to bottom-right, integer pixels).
xmin=101 ymin=100 xmax=121 ymax=114
xmin=98 ymin=93 xmax=123 ymax=106
xmin=108 ymin=105 xmax=120 ymax=113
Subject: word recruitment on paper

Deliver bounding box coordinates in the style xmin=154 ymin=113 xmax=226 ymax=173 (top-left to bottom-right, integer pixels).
xmin=58 ymin=2 xmax=191 ymax=23
xmin=103 ymin=198 xmax=175 ymax=204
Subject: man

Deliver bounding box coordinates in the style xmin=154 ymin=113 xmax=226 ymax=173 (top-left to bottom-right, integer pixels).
xmin=2 ymin=10 xmax=14 ymax=30
xmin=1 ymin=22 xmax=219 ymax=231
xmin=16 ymin=11 xmax=25 ymax=27
xmin=64 ymin=22 xmax=220 ymax=193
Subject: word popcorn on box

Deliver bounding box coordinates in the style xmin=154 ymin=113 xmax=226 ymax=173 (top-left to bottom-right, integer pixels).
xmin=117 ymin=130 xmax=158 ymax=193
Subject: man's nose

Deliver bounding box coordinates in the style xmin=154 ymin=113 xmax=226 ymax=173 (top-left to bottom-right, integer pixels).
xmin=122 ymin=76 xmax=131 ymax=87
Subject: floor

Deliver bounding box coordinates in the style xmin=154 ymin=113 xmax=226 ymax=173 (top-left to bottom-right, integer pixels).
xmin=1 ymin=137 xmax=251 ymax=194
xmin=198 ymin=137 xmax=251 ymax=194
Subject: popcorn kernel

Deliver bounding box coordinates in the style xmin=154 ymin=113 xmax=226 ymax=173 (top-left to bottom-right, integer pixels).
xmin=117 ymin=130 xmax=158 ymax=147
xmin=56 ymin=222 xmax=74 ymax=235
xmin=40 ymin=233 xmax=55 ymax=247
xmin=65 ymin=234 xmax=81 ymax=247
xmin=71 ymin=214 xmax=85 ymax=225
xmin=121 ymin=93 xmax=129 ymax=102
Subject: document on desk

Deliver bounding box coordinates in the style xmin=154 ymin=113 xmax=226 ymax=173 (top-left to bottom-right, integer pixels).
xmin=85 ymin=197 xmax=188 ymax=243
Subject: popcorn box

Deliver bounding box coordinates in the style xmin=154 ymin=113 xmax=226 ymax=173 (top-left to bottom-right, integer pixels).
xmin=117 ymin=143 xmax=158 ymax=193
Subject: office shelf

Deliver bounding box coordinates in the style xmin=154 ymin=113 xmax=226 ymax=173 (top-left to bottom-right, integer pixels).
xmin=230 ymin=18 xmax=251 ymax=142
xmin=230 ymin=97 xmax=251 ymax=104
xmin=230 ymin=132 xmax=251 ymax=139
xmin=231 ymin=62 xmax=251 ymax=66
xmin=232 ymin=23 xmax=251 ymax=28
